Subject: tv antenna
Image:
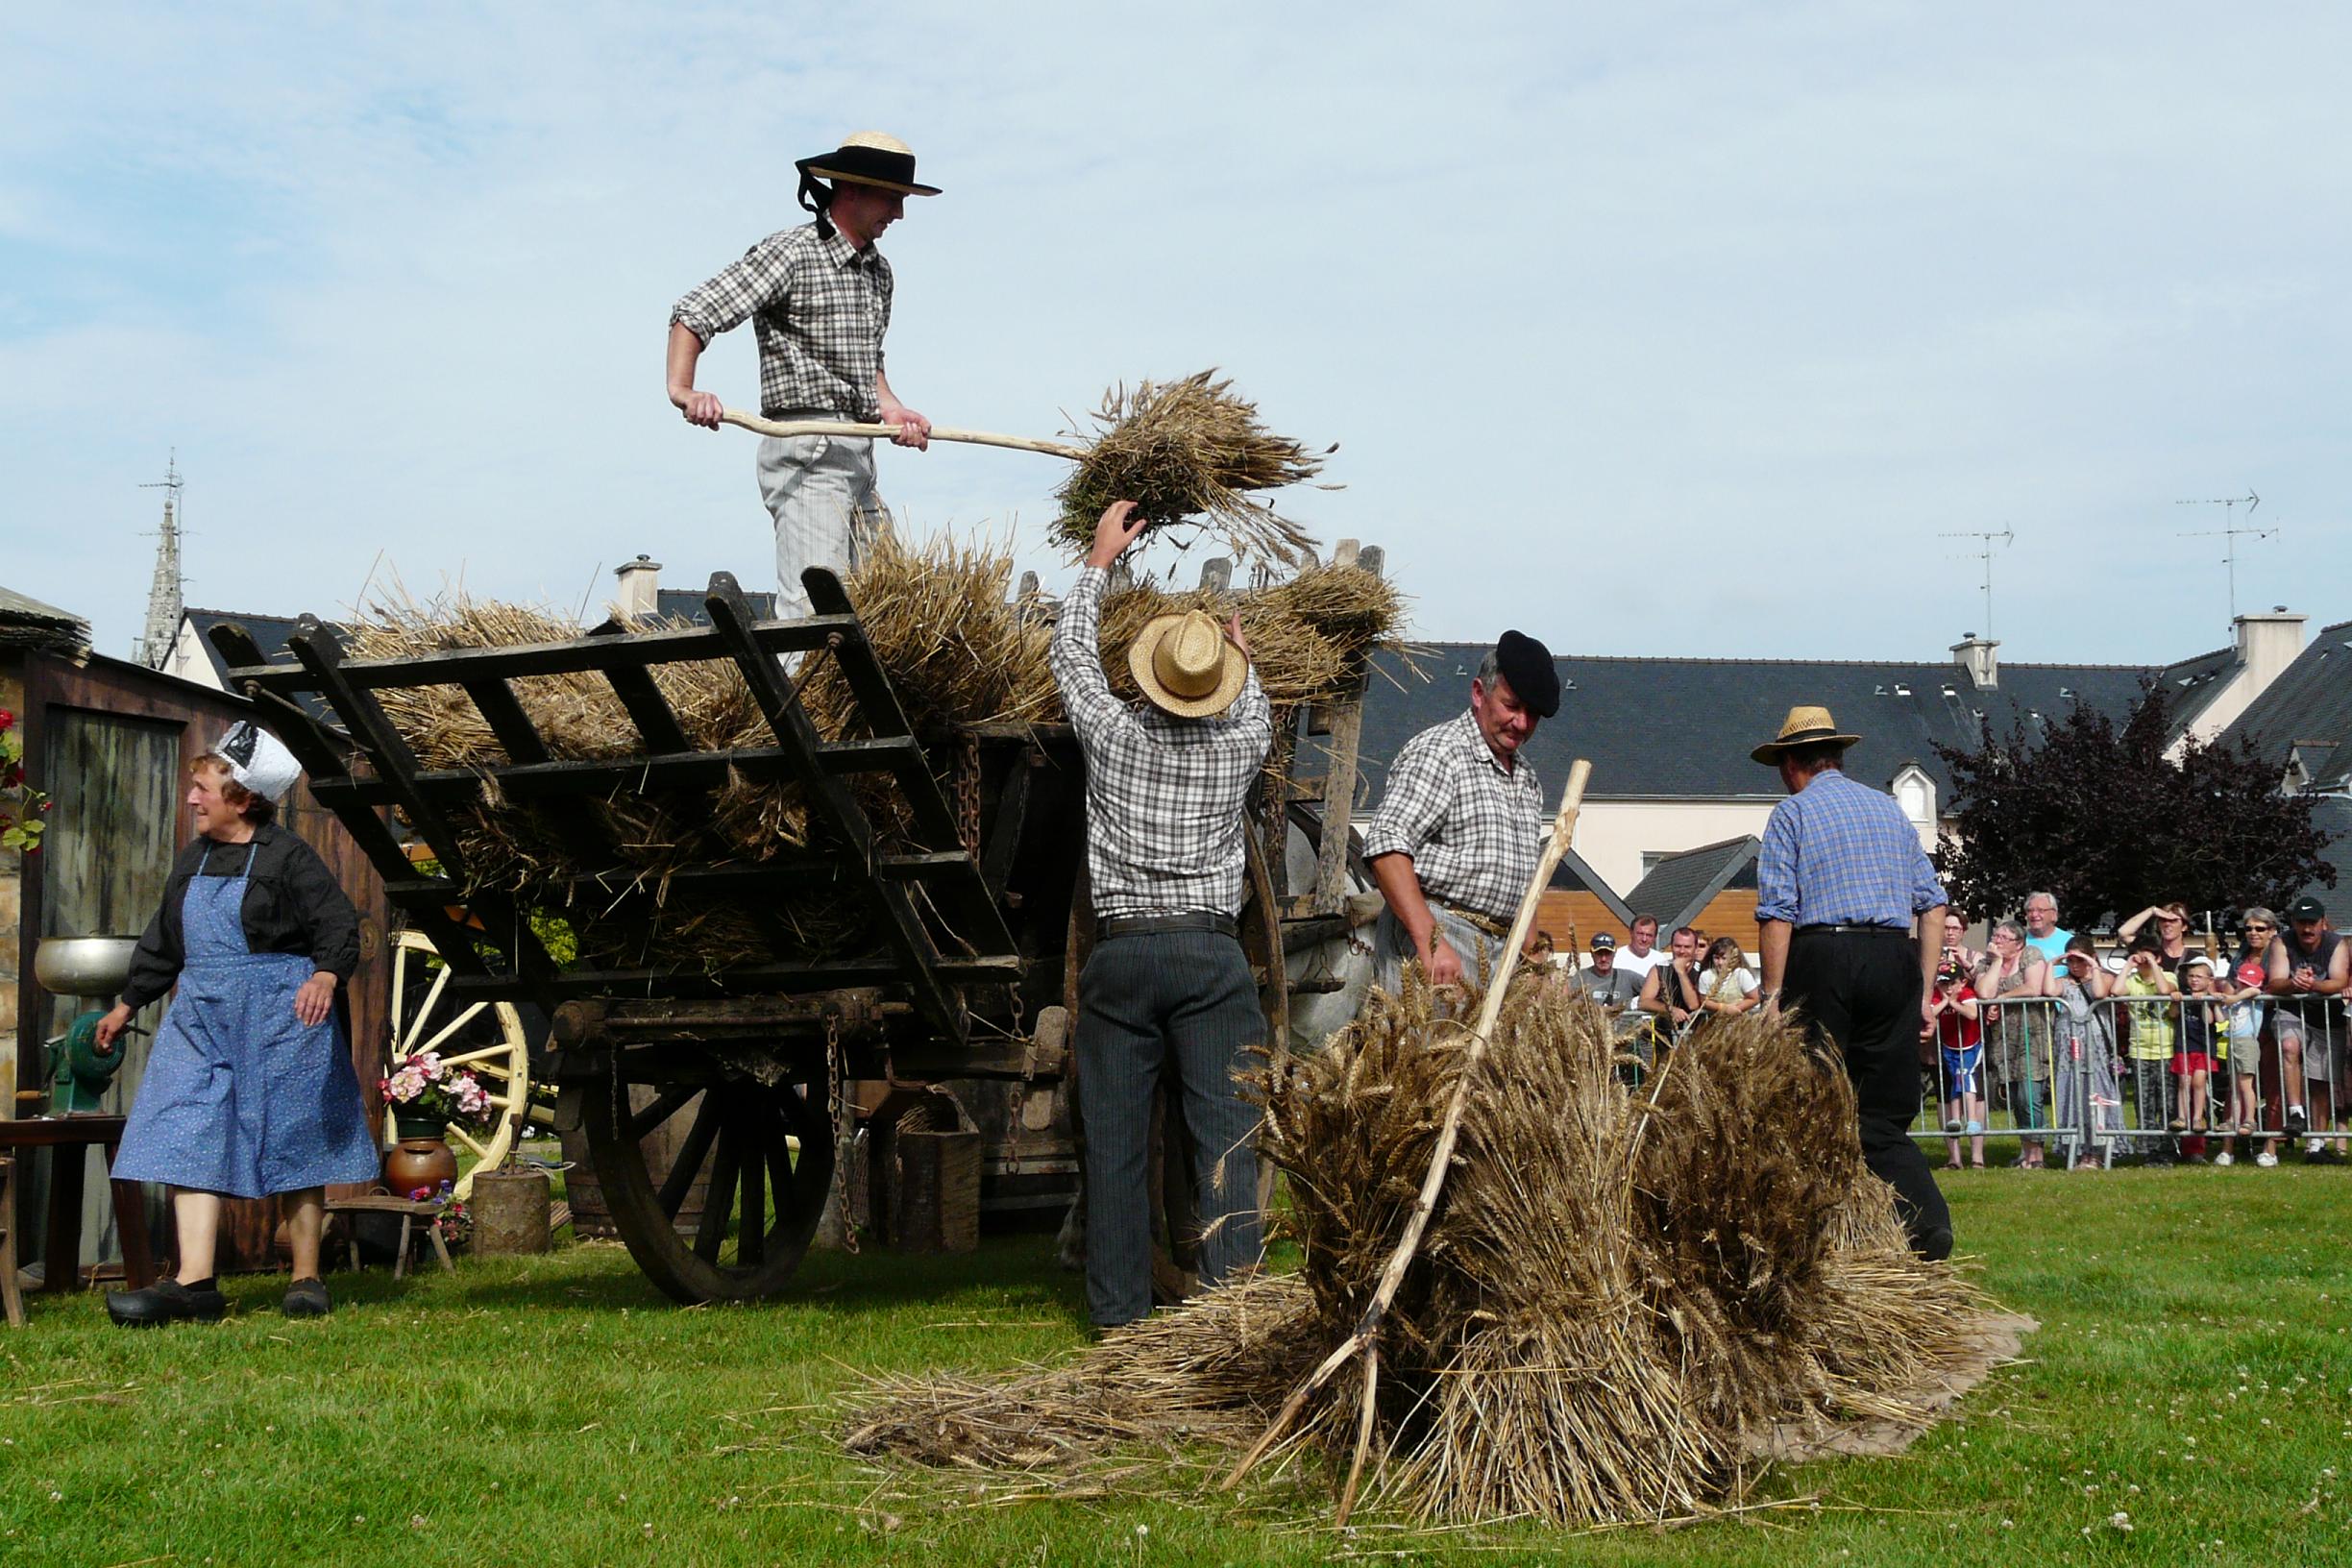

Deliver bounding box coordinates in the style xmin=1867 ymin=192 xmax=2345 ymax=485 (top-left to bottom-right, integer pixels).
xmin=2174 ymin=488 xmax=2271 ymax=623
xmin=1939 ymin=527 xmax=2014 ymax=638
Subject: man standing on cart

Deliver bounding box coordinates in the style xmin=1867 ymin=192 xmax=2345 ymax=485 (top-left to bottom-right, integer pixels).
xmin=1051 ymin=500 xmax=1275 ymax=1331
xmin=1362 ymin=631 xmax=1559 ymax=992
xmin=665 ymin=131 xmax=940 ymax=620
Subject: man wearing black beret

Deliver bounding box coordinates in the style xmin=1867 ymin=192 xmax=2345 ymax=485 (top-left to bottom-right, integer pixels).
xmin=1363 ymin=630 xmax=1559 ymax=991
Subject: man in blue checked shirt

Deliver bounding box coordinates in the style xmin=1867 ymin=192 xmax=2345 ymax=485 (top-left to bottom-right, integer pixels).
xmin=1752 ymin=706 xmax=1954 ymax=1261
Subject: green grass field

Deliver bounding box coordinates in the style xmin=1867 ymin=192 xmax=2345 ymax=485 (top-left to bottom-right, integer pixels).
xmin=5 ymin=1162 xmax=2349 ymax=1566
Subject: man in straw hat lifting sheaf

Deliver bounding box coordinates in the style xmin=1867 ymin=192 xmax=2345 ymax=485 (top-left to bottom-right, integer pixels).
xmin=1051 ymin=500 xmax=1275 ymax=1330
xmin=666 ymin=132 xmax=941 ymax=620
xmin=1362 ymin=630 xmax=1560 ymax=992
xmin=1752 ymin=706 xmax=1955 ymax=1262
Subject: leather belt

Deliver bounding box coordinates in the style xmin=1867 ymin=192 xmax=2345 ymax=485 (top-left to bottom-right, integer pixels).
xmin=1795 ymin=922 xmax=1911 ymax=937
xmin=1432 ymin=897 xmax=1511 ymax=942
xmin=1097 ymin=912 xmax=1238 ymax=941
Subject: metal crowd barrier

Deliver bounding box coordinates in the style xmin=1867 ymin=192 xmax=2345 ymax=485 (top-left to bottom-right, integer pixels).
xmin=1911 ymin=989 xmax=2351 ymax=1166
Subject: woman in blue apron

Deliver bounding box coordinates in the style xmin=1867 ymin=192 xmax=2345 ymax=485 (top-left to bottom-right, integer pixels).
xmin=94 ymin=722 xmax=380 ymax=1325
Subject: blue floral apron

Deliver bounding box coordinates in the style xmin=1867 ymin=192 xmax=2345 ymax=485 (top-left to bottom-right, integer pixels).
xmin=113 ymin=840 xmax=381 ymax=1198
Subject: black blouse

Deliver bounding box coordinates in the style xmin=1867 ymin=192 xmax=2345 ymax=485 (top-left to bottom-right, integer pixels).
xmin=120 ymin=823 xmax=360 ymax=1011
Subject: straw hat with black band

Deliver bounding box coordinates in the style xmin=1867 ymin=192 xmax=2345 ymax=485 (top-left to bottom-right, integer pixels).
xmin=1128 ymin=608 xmax=1250 ymax=720
xmin=796 ymin=132 xmax=941 ymax=233
xmin=1751 ymin=705 xmax=1863 ymax=766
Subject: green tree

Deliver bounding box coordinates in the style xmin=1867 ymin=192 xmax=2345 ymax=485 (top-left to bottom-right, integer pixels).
xmin=1931 ymin=683 xmax=2334 ymax=927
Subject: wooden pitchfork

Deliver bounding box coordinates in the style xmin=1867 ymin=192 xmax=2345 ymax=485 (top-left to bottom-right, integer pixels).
xmin=1221 ymin=758 xmax=1594 ymax=1523
xmin=720 ymin=409 xmax=1083 ymax=460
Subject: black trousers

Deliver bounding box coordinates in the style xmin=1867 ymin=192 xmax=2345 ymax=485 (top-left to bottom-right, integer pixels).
xmin=1783 ymin=927 xmax=1953 ymax=1260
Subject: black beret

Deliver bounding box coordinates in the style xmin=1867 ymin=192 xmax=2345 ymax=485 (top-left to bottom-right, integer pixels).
xmin=1493 ymin=629 xmax=1559 ymax=718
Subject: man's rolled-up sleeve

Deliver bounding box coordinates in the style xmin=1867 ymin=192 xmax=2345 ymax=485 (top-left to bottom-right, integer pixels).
xmin=671 ymin=234 xmax=797 ymax=344
xmin=1909 ymin=843 xmax=1948 ymax=916
xmin=1363 ymin=736 xmax=1445 ymax=863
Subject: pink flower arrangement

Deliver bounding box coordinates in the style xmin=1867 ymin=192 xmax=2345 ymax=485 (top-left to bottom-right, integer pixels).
xmin=379 ymin=1047 xmax=494 ymax=1128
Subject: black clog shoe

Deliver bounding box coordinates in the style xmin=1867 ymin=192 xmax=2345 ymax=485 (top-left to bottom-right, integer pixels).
xmin=106 ymin=1278 xmax=229 ymax=1327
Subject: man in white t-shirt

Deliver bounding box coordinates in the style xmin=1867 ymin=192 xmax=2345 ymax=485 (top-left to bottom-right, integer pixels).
xmin=1616 ymin=913 xmax=1667 ymax=982
xmin=2022 ymin=892 xmax=2072 ymax=964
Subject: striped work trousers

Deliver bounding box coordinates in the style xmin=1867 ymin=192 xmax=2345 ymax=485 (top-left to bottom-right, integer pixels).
xmin=1075 ymin=927 xmax=1266 ymax=1328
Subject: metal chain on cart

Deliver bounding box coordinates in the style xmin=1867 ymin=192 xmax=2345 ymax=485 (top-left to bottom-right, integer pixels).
xmin=1003 ymin=981 xmax=1032 ymax=1177
xmin=824 ymin=1012 xmax=859 ymax=1254
xmin=956 ymin=734 xmax=982 ymax=859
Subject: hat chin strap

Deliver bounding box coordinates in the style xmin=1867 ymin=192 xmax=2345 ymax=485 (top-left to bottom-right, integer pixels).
xmin=796 ymin=165 xmax=836 ymax=238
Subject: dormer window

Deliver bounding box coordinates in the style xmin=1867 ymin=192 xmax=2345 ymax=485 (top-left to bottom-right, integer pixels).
xmin=1893 ymin=764 xmax=1936 ymax=831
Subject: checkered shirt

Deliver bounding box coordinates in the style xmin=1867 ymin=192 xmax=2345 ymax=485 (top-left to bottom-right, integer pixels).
xmin=1362 ymin=711 xmax=1546 ymax=923
xmin=1755 ymin=768 xmax=1946 ymax=927
xmin=1049 ymin=567 xmax=1272 ymax=919
xmin=671 ymin=222 xmax=893 ymax=421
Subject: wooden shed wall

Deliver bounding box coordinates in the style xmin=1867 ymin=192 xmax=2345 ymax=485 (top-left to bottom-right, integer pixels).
xmin=8 ymin=649 xmax=389 ymax=1278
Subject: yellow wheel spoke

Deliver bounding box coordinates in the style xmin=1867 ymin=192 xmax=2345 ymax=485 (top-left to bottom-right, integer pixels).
xmin=416 ymin=1003 xmax=490 ymax=1058
xmin=449 ymin=1123 xmax=489 ymax=1159
xmin=398 ymin=949 xmax=454 ymax=1054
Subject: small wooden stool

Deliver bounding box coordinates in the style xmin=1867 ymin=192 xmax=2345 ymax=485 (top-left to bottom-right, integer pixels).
xmin=323 ymin=1193 xmax=454 ymax=1279
xmin=1 ymin=1157 xmax=25 ymax=1329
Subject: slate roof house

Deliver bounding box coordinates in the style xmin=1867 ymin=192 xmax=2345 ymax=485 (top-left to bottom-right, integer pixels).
xmin=2213 ymin=617 xmax=2352 ymax=926
xmin=1351 ymin=610 xmax=2315 ymax=936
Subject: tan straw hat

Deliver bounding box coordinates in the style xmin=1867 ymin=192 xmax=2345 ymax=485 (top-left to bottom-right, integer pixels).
xmin=797 ymin=132 xmax=943 ymax=197
xmin=1128 ymin=610 xmax=1249 ymax=719
xmin=1751 ymin=704 xmax=1863 ymax=765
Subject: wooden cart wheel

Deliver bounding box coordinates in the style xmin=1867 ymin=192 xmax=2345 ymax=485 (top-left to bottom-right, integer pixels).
xmin=389 ymin=929 xmax=531 ymax=1201
xmin=577 ymin=1059 xmax=835 ymax=1304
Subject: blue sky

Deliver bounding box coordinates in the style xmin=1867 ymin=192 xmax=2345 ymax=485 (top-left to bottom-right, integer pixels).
xmin=3 ymin=2 xmax=2346 ymax=667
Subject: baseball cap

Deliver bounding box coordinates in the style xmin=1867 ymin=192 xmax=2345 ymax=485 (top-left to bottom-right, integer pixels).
xmin=2184 ymin=954 xmax=2215 ymax=973
xmin=2289 ymin=896 xmax=2327 ymax=921
xmin=1589 ymin=932 xmax=1616 ymax=950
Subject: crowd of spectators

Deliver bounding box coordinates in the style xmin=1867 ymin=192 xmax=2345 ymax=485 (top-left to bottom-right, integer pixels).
xmin=1543 ymin=891 xmax=2349 ymax=1169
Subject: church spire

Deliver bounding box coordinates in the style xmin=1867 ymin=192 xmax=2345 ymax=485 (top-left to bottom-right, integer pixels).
xmin=135 ymin=452 xmax=184 ymax=668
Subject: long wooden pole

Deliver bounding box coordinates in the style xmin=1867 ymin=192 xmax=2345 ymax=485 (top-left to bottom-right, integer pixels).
xmin=720 ymin=408 xmax=1086 ymax=461
xmin=1222 ymin=759 xmax=1594 ymax=1517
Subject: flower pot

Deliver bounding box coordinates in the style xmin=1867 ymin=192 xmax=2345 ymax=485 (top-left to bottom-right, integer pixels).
xmin=384 ymin=1119 xmax=458 ymax=1201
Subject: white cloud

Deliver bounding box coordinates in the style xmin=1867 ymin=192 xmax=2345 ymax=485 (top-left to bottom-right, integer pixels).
xmin=2 ymin=1 xmax=2347 ymax=670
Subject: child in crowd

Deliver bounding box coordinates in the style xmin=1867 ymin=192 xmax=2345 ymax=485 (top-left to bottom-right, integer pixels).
xmin=2217 ymin=943 xmax=2272 ymax=1165
xmin=2047 ymin=932 xmax=2120 ymax=1170
xmin=2119 ymin=932 xmax=2180 ymax=1165
xmin=1696 ymin=936 xmax=1760 ymax=1020
xmin=1928 ymin=950 xmax=1986 ymax=1170
xmin=2169 ymin=955 xmax=2217 ymax=1161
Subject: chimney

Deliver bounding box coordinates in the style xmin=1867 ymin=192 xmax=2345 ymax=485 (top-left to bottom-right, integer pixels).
xmin=613 ymin=554 xmax=661 ymax=622
xmin=2232 ymin=604 xmax=2305 ymax=690
xmin=1951 ymin=632 xmax=1998 ymax=690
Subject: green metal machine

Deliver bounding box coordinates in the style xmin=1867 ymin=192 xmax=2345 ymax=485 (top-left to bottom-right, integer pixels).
xmin=44 ymin=1010 xmax=129 ymax=1114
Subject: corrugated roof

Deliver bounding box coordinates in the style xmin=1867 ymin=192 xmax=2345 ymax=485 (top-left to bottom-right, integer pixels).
xmin=0 ymin=584 xmax=90 ymax=654
xmin=1626 ymin=836 xmax=1761 ymax=931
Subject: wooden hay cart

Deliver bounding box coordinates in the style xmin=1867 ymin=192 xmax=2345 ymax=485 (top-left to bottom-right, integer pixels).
xmin=209 ymin=558 xmax=1379 ymax=1305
